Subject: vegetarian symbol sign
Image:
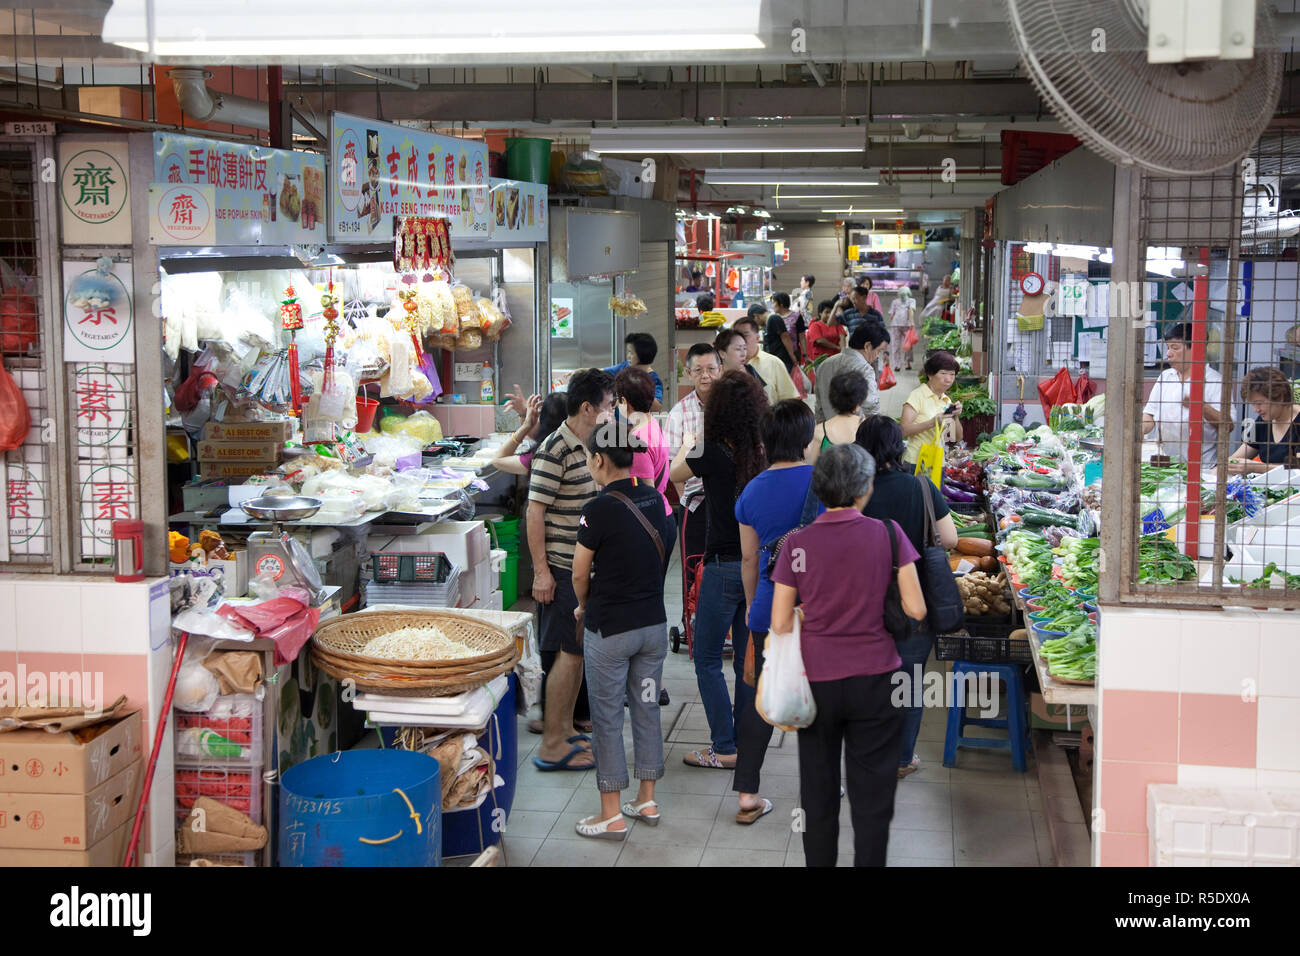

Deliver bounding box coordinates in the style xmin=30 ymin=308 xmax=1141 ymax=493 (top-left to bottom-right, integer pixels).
xmin=62 ymin=258 xmax=134 ymax=364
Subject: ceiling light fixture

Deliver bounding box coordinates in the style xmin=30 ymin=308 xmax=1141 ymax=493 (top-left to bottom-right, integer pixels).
xmin=820 ymin=207 xmax=904 ymax=214
xmin=705 ymin=168 xmax=880 ymax=187
xmin=592 ymin=127 xmax=866 ymax=155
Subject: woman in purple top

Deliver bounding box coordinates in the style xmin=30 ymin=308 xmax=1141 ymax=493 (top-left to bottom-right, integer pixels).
xmin=771 ymin=443 xmax=927 ymax=867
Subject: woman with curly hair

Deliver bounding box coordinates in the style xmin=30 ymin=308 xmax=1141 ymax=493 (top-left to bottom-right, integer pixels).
xmin=670 ymin=370 xmax=769 ymax=768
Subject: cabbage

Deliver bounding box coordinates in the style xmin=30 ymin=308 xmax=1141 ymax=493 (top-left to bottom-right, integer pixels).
xmin=1000 ymin=423 xmax=1027 ymax=441
xmin=1032 ymin=425 xmax=1055 ymax=441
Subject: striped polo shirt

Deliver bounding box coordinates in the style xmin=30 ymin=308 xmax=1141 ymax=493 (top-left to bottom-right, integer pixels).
xmin=527 ymin=420 xmax=596 ymax=571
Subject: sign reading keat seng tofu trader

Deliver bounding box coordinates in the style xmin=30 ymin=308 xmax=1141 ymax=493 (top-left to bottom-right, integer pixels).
xmin=329 ymin=112 xmax=489 ymax=243
xmin=152 ymin=132 xmax=326 ymax=245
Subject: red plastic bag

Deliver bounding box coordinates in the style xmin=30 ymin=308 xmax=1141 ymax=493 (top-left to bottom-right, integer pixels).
xmin=0 ymin=363 xmax=30 ymax=451
xmin=902 ymin=327 xmax=919 ymax=351
xmin=878 ymin=362 xmax=898 ymax=390
xmin=0 ymin=291 xmax=38 ymax=353
xmin=1074 ymin=371 xmax=1098 ymax=405
xmin=1037 ymin=367 xmax=1076 ymax=421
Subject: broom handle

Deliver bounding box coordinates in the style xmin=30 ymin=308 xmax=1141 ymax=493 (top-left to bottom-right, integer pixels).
xmin=122 ymin=630 xmax=188 ymax=868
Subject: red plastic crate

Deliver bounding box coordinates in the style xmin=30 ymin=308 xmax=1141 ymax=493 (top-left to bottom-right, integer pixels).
xmin=174 ymin=763 xmax=264 ymax=823
xmin=174 ymin=694 xmax=263 ymax=765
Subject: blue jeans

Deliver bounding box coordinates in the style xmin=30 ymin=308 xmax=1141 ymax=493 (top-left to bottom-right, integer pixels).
xmin=693 ymin=557 xmax=749 ymax=755
xmin=894 ymin=626 xmax=934 ymax=767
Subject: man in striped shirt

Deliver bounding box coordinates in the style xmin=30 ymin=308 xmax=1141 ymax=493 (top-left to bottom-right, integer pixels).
xmin=528 ymin=367 xmax=615 ymax=771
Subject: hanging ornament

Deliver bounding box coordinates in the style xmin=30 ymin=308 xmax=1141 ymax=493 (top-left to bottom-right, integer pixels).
xmin=394 ymin=215 xmax=454 ymax=274
xmin=320 ymin=277 xmax=340 ymax=395
xmin=280 ymin=286 xmax=304 ymax=414
xmin=397 ymin=284 xmax=424 ymax=361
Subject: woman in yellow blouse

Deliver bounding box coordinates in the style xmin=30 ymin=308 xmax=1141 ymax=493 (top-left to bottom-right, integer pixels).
xmin=900 ymin=351 xmax=962 ymax=468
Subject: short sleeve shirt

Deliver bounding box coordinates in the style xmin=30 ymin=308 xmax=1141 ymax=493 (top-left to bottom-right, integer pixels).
xmin=686 ymin=440 xmax=742 ymax=561
xmin=734 ymin=465 xmax=822 ymax=633
xmin=665 ymin=389 xmax=704 ymax=511
xmin=527 ymin=421 xmax=596 ymax=571
xmin=813 ymin=349 xmax=870 ymax=423
xmin=771 ymin=511 xmax=918 ymax=682
xmin=604 ymin=361 xmax=664 ymax=403
xmin=629 ymin=416 xmax=673 ymax=516
xmin=1142 ymin=366 xmax=1224 ymax=466
xmin=902 ymin=383 xmax=949 ymax=465
xmin=862 ymin=469 xmax=950 ymax=555
xmin=577 ymin=478 xmax=675 ymax=638
xmin=764 ymin=314 xmax=795 ymax=370
xmin=805 ymin=320 xmax=843 ymax=361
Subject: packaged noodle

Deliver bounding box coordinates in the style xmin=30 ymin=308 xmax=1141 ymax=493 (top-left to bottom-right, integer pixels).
xmin=475 ymin=297 xmax=510 ymax=341
xmin=451 ymin=284 xmax=478 ymax=327
xmin=455 ymin=327 xmax=483 ymax=350
xmin=426 ymin=280 xmax=458 ymax=335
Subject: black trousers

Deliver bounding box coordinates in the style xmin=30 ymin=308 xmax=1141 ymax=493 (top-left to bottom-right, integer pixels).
xmin=733 ymin=630 xmax=774 ymax=794
xmin=797 ymin=672 xmax=902 ymax=867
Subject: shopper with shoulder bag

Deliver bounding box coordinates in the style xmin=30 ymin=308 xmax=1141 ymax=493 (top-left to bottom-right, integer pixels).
xmin=857 ymin=415 xmax=961 ymax=778
xmin=769 ymin=444 xmax=926 ymax=867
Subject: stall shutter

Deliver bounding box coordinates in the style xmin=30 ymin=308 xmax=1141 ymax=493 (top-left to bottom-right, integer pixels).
xmin=623 ymin=241 xmax=673 ymax=404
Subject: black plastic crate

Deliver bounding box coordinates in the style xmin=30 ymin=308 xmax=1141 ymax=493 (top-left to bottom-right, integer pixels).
xmin=935 ymin=614 xmax=1030 ymax=664
xmin=947 ymin=500 xmax=988 ymax=517
xmin=370 ymin=552 xmax=453 ymax=584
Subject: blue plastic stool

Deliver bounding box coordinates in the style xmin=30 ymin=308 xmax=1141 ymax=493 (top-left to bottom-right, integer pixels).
xmin=942 ymin=662 xmax=1029 ymax=772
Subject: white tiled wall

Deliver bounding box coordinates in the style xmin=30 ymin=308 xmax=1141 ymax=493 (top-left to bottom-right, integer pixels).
xmin=1257 ymin=698 xmax=1300 ymax=772
xmin=0 ymin=574 xmax=166 ymax=655
xmin=14 ymin=578 xmax=84 ymax=653
xmin=1180 ymin=614 xmax=1259 ymax=696
xmin=1097 ymin=609 xmax=1183 ymax=692
xmin=0 ymin=580 xmax=15 ymax=653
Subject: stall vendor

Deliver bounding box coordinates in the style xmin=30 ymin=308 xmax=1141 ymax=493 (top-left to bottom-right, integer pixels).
xmin=1142 ymin=323 xmax=1225 ymax=466
xmin=1227 ymin=367 xmax=1300 ymax=473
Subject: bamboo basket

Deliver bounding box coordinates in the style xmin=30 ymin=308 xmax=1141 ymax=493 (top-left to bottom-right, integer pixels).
xmin=309 ymin=649 xmax=518 ymax=697
xmin=312 ymin=611 xmax=513 ymax=668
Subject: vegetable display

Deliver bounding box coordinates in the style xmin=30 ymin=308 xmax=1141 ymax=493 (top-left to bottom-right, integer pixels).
xmin=1136 ymin=535 xmax=1198 ymax=584
xmin=1040 ymin=628 xmax=1097 ymax=682
xmin=1055 ymin=536 xmax=1100 ymax=590
xmin=957 ymin=571 xmax=1012 ymax=616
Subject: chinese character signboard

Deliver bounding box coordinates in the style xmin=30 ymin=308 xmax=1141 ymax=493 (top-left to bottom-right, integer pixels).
xmin=78 ymin=462 xmax=137 ymax=558
xmin=148 ymin=184 xmax=216 ymax=245
xmin=58 ymin=140 xmax=131 ymax=245
xmin=152 ymin=133 xmax=325 ymax=245
xmin=3 ymin=460 xmax=45 ymax=561
xmin=72 ymin=364 xmax=132 ymax=461
xmin=62 ymin=259 xmax=134 ymax=364
xmin=329 ymin=112 xmax=490 ymax=243
xmin=487 ymin=178 xmax=547 ymax=243
xmin=867 ymin=232 xmax=926 ymax=251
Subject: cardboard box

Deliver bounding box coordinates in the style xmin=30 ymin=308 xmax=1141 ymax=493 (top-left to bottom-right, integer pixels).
xmin=0 ymin=710 xmax=141 ymax=794
xmin=0 ymin=760 xmax=140 ymax=850
xmin=204 ymin=420 xmax=293 ymax=442
xmin=197 ymin=462 xmax=281 ymax=480
xmin=1029 ymin=693 xmax=1090 ymax=731
xmin=196 ymin=440 xmax=283 ymax=462
xmin=0 ymin=818 xmax=131 ymax=867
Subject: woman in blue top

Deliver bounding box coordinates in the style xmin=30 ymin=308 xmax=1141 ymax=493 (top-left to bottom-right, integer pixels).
xmin=732 ymin=399 xmax=821 ymax=824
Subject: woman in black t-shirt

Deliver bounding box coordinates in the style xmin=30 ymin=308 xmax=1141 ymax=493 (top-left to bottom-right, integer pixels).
xmin=572 ymin=424 xmax=675 ymax=840
xmin=669 ymin=371 xmax=769 ymax=770
xmin=1228 ymin=367 xmax=1300 ymax=473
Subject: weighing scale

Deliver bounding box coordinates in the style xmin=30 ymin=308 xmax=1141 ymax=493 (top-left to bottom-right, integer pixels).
xmin=241 ymin=495 xmax=329 ymax=606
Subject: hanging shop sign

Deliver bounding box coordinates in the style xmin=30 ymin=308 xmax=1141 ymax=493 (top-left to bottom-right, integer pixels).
xmin=867 ymin=232 xmax=926 ymax=251
xmin=58 ymin=140 xmax=131 ymax=245
xmin=488 ymin=178 xmax=547 ymax=242
xmin=152 ymin=133 xmax=326 ymax=245
xmin=62 ymin=258 xmax=135 ymax=364
xmin=329 ymin=112 xmax=489 ymax=243
xmin=148 ymin=183 xmax=216 ymax=245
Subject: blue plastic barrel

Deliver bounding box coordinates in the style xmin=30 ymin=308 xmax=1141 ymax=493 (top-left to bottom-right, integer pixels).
xmin=279 ymin=750 xmax=441 ymax=867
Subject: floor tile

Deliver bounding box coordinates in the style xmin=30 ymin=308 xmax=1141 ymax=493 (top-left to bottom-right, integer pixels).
xmin=955 ymin=825 xmax=1040 ymax=865
xmin=886 ymin=827 xmax=955 ymax=862
xmin=511 ymin=787 xmax=575 ymax=813
xmin=1030 ymin=810 xmax=1056 ymax=867
xmin=531 ymin=838 xmax=625 ymax=867
xmin=502 ymin=810 xmax=561 ymax=840
xmin=708 ymin=802 xmax=795 ymax=852
xmin=699 ymin=847 xmax=786 ymax=867
xmin=950 ymin=783 xmax=1030 ymax=814
xmin=893 ymin=780 xmax=952 ymax=809
xmin=887 ymin=856 xmax=951 ymax=867
xmin=499 ymin=836 xmax=544 ymax=867
xmin=654 ymin=766 xmax=734 ymax=795
xmin=626 ymin=815 xmax=714 ymax=847
xmin=649 ymin=791 xmax=725 ymax=820
xmin=890 ymin=801 xmax=953 ymax=831
xmin=616 ymin=843 xmax=705 ymax=867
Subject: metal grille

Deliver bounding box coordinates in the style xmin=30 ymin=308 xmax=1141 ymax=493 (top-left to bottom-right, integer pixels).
xmin=0 ymin=147 xmax=51 ymax=566
xmin=70 ymin=360 xmax=139 ymax=568
xmin=1110 ymin=135 xmax=1300 ymax=606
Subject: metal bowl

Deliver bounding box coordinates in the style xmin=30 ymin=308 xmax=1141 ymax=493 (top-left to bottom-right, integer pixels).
xmin=241 ymin=495 xmax=322 ymax=521
xmin=1078 ymin=437 xmax=1105 ymax=453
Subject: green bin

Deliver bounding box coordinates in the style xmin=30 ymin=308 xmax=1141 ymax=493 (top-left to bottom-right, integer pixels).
xmin=500 ymin=551 xmax=519 ymax=609
xmin=505 ymin=138 xmax=552 ymax=185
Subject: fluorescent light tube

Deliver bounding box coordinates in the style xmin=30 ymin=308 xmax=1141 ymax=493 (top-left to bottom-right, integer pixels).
xmin=705 ymin=168 xmax=881 ymax=186
xmin=594 ymin=127 xmax=865 ymax=155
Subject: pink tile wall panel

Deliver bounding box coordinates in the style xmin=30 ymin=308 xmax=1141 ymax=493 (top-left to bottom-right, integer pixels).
xmin=1100 ymin=689 xmax=1179 ymax=763
xmin=1099 ymin=760 xmax=1179 ymax=834
xmin=1098 ymin=831 xmax=1149 ymax=867
xmin=84 ymin=653 xmax=149 ymax=714
xmin=1179 ymin=693 xmax=1258 ymax=768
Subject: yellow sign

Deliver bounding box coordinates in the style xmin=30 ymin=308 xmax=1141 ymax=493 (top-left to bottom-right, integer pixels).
xmin=868 ymin=232 xmax=926 ymax=251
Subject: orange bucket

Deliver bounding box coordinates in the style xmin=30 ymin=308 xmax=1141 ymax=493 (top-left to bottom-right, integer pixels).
xmin=356 ymin=383 xmax=380 ymax=432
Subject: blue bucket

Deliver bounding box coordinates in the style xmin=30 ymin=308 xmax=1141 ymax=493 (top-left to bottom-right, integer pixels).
xmin=279 ymin=750 xmax=441 ymax=867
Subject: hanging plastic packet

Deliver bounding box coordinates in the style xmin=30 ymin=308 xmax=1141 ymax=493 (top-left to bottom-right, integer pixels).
xmin=317 ymin=376 xmax=348 ymax=420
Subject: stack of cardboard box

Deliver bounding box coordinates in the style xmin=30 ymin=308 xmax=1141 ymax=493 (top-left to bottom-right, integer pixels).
xmin=196 ymin=420 xmax=291 ymax=480
xmin=0 ymin=711 xmax=143 ymax=866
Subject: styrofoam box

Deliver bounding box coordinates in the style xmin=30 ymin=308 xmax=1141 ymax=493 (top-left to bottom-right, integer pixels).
xmin=1148 ymin=784 xmax=1300 ymax=867
xmin=370 ymin=521 xmax=489 ymax=570
xmin=471 ymin=590 xmax=504 ymax=611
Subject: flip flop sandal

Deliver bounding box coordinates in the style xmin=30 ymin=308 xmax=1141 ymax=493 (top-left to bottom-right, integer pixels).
xmin=622 ymin=800 xmax=661 ymax=826
xmin=683 ymin=748 xmax=736 ymax=770
xmin=532 ymin=744 xmax=596 ymax=772
xmin=527 ymin=719 xmax=544 ymax=735
xmin=736 ymin=798 xmax=773 ymax=825
xmin=575 ymin=813 xmax=628 ymax=841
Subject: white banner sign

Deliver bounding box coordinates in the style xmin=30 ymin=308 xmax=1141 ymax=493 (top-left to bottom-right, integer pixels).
xmin=62 ymin=260 xmax=135 ymax=364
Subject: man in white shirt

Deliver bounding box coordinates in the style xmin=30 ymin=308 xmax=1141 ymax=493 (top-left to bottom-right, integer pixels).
xmin=1142 ymin=323 xmax=1226 ymax=466
xmin=735 ymin=309 xmax=797 ymax=406
xmin=666 ymin=343 xmax=721 ymax=559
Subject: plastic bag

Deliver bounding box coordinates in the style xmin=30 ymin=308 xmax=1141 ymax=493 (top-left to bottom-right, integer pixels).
xmin=1037 ymin=367 xmax=1076 ymax=421
xmin=0 ymin=363 xmax=30 ymax=451
xmin=902 ymin=326 xmax=919 ymax=351
xmin=756 ymin=613 xmax=816 ymax=731
xmin=0 ymin=289 xmax=38 ymax=353
xmin=878 ymin=362 xmax=897 ymax=390
xmin=380 ymin=410 xmax=442 ymax=445
xmin=174 ymin=653 xmax=221 ymax=713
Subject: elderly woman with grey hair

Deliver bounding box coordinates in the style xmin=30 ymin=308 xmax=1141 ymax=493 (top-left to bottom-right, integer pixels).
xmin=770 ymin=443 xmax=927 ymax=867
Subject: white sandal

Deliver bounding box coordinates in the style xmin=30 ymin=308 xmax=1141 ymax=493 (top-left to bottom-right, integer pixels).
xmin=575 ymin=813 xmax=628 ymax=841
xmin=622 ymin=800 xmax=661 ymax=826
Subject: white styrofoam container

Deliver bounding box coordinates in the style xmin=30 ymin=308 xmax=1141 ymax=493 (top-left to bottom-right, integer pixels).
xmin=1148 ymin=784 xmax=1300 ymax=867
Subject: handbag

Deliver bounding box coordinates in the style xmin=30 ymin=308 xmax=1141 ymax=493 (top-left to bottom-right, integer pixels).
xmin=914 ymin=429 xmax=945 ymax=487
xmin=755 ymin=610 xmax=816 ymax=731
xmin=762 ymin=478 xmax=820 ymax=577
xmin=881 ymin=520 xmax=914 ymax=644
xmin=916 ymin=476 xmax=966 ymax=633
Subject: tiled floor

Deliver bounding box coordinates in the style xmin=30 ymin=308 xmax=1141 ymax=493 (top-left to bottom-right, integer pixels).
xmin=500 ymin=507 xmax=1054 ymax=867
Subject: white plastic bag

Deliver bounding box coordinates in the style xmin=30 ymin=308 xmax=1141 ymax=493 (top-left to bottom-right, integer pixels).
xmin=755 ymin=612 xmax=817 ymax=731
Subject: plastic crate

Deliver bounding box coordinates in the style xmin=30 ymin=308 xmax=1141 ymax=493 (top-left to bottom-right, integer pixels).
xmin=174 ymin=694 xmax=263 ymax=765
xmin=174 ymin=762 xmax=264 ymax=823
xmin=948 ymin=500 xmax=988 ymax=516
xmin=370 ymin=552 xmax=454 ymax=584
xmin=934 ymin=614 xmax=1031 ymax=664
xmin=364 ymin=567 xmax=462 ymax=607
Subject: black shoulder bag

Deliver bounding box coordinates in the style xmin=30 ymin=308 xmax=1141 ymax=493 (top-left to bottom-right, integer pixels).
xmin=881 ymin=519 xmax=913 ymax=644
xmin=762 ymin=478 xmax=820 ymax=577
xmin=607 ymin=491 xmax=667 ymax=568
xmin=916 ymin=476 xmax=966 ymax=634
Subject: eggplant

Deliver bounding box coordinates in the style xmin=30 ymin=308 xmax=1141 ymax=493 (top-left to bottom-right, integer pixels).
xmin=942 ymin=483 xmax=977 ymax=502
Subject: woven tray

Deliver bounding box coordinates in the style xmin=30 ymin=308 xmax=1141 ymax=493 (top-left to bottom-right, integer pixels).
xmin=312 ymin=611 xmax=513 ymax=669
xmin=310 ymin=646 xmax=519 ymax=697
xmin=311 ymin=642 xmax=515 ymax=679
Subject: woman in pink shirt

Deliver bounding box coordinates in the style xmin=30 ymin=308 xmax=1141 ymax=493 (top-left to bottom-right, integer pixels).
xmin=770 ymin=443 xmax=927 ymax=867
xmin=615 ymin=368 xmax=672 ymax=518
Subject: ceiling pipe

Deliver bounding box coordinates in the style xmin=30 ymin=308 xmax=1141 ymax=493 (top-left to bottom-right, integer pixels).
xmin=172 ymin=67 xmax=308 ymax=135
